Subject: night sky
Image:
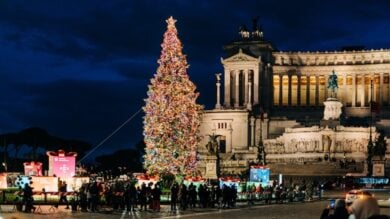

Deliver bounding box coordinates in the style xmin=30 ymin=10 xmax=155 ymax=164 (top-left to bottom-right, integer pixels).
xmin=1 ymin=0 xmax=390 ymax=161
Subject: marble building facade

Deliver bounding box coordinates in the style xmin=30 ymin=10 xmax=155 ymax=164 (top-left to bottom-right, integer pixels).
xmin=197 ymin=23 xmax=390 ymax=177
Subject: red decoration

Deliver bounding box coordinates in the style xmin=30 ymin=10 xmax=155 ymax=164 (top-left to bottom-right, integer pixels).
xmin=219 ymin=176 xmax=240 ymax=182
xmin=136 ymin=174 xmax=158 ymax=181
xmin=184 ymin=176 xmax=205 ymax=182
xmin=23 ymin=161 xmax=43 ymax=176
xmin=250 ymin=165 xmax=268 ymax=169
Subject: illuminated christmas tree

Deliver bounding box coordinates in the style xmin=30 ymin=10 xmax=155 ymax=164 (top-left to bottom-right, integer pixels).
xmin=143 ymin=17 xmax=202 ymax=177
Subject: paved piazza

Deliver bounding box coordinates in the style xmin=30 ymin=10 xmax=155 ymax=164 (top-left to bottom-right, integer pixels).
xmin=1 ymin=200 xmax=389 ymax=219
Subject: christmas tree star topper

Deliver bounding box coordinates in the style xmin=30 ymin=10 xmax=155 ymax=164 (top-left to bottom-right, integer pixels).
xmin=166 ymin=16 xmax=177 ymax=27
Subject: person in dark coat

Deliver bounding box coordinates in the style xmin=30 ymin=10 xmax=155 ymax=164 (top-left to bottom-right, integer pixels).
xmin=151 ymin=184 xmax=161 ymax=212
xmin=23 ymin=183 xmax=35 ymax=213
xmin=170 ymin=182 xmax=179 ymax=212
xmin=321 ymin=199 xmax=349 ymax=219
xmin=139 ymin=183 xmax=147 ymax=211
xmin=59 ymin=181 xmax=69 ymax=209
xmin=179 ymin=183 xmax=188 ymax=210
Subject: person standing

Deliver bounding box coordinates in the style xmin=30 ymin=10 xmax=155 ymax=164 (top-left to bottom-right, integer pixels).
xmin=23 ymin=183 xmax=35 ymax=213
xmin=320 ymin=199 xmax=349 ymax=219
xmin=151 ymin=184 xmax=161 ymax=212
xmin=59 ymin=181 xmax=69 ymax=209
xmin=139 ymin=183 xmax=147 ymax=211
xmin=348 ymin=196 xmax=381 ymax=219
xmin=170 ymin=182 xmax=179 ymax=212
xmin=89 ymin=181 xmax=99 ymax=212
xmin=128 ymin=183 xmax=138 ymax=212
xmin=179 ymin=183 xmax=187 ymax=210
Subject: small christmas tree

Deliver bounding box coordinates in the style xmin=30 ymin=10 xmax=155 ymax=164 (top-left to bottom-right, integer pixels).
xmin=143 ymin=17 xmax=202 ymax=177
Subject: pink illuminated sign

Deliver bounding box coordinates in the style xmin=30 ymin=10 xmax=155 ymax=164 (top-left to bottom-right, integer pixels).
xmin=47 ymin=150 xmax=77 ymax=178
xmin=53 ymin=156 xmax=75 ymax=178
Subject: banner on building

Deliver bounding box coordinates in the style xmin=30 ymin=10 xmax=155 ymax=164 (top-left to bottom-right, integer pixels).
xmin=372 ymin=163 xmax=385 ymax=177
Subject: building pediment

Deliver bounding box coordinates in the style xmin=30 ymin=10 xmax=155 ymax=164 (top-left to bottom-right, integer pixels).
xmin=222 ymin=49 xmax=259 ymax=63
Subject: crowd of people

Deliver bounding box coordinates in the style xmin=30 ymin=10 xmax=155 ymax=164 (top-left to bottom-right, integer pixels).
xmin=68 ymin=179 xmax=318 ymax=213
xmin=15 ymin=178 xmax=388 ymax=218
xmin=16 ymin=179 xmax=320 ymax=213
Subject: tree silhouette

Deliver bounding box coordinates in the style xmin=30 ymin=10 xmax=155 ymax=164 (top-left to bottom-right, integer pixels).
xmin=95 ymin=141 xmax=145 ymax=173
xmin=0 ymin=127 xmax=92 ymax=171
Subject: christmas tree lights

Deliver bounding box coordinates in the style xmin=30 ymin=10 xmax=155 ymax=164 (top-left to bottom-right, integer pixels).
xmin=143 ymin=17 xmax=202 ymax=177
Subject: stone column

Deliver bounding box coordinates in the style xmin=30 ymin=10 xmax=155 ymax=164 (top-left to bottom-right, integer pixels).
xmin=250 ymin=117 xmax=255 ymax=146
xmin=306 ymin=74 xmax=310 ymax=106
xmin=315 ymin=74 xmax=319 ymax=106
xmin=228 ymin=126 xmax=233 ymax=153
xmin=325 ymin=74 xmax=329 ymax=99
xmin=352 ymin=74 xmax=356 ymax=107
xmin=224 ymin=68 xmax=231 ymax=108
xmin=215 ymin=73 xmax=222 ymax=109
xmin=247 ymin=81 xmax=252 ymax=110
xmin=297 ymin=74 xmax=301 ymax=106
xmin=279 ymin=74 xmax=283 ymax=106
xmin=244 ymin=69 xmax=249 ymax=106
xmin=288 ymin=74 xmax=292 ymax=106
xmin=380 ymin=72 xmax=384 ymax=105
xmin=343 ymin=73 xmax=347 ymax=105
xmin=254 ymin=67 xmax=259 ymax=105
xmin=362 ymin=74 xmax=365 ymax=106
xmin=234 ymin=70 xmax=240 ymax=108
xmin=368 ymin=74 xmax=372 ymax=103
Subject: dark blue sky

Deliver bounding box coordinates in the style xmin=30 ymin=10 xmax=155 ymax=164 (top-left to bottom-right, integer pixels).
xmin=1 ymin=0 xmax=390 ymax=160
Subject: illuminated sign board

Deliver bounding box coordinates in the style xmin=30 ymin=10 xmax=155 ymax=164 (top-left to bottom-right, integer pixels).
xmin=250 ymin=166 xmax=270 ymax=185
xmin=0 ymin=173 xmax=7 ymax=189
xmin=53 ymin=156 xmax=76 ymax=178
xmin=47 ymin=150 xmax=77 ymax=178
xmin=24 ymin=162 xmax=43 ymax=176
xmin=31 ymin=176 xmax=58 ymax=192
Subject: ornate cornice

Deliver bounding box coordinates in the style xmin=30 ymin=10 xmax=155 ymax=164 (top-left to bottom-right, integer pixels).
xmin=273 ymin=63 xmax=390 ymax=75
xmin=221 ymin=48 xmax=260 ymax=66
xmin=273 ymin=49 xmax=390 ymax=66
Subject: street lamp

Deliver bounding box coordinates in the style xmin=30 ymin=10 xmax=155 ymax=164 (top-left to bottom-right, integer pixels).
xmin=257 ymin=112 xmax=266 ymax=166
xmin=367 ymin=137 xmax=374 ymax=176
xmin=1 ymin=162 xmax=7 ymax=172
xmin=366 ymin=79 xmax=374 ymax=176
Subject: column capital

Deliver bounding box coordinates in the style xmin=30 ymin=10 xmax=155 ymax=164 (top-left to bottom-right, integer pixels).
xmin=250 ymin=116 xmax=255 ymax=125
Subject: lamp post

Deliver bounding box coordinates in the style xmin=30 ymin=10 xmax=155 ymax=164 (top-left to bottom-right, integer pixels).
xmin=2 ymin=138 xmax=7 ymax=172
xmin=1 ymin=162 xmax=6 ymax=172
xmin=367 ymin=79 xmax=374 ymax=176
xmin=257 ymin=113 xmax=266 ymax=166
